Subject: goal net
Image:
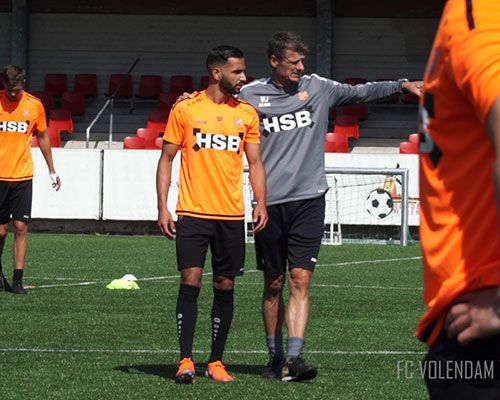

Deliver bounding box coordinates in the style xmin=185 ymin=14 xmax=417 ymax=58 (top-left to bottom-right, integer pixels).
xmin=244 ymin=167 xmax=412 ymax=246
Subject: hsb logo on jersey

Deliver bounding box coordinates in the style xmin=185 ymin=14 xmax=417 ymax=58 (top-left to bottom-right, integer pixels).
xmin=262 ymin=110 xmax=313 ymax=135
xmin=192 ymin=128 xmax=244 ymax=154
xmin=0 ymin=121 xmax=29 ymax=133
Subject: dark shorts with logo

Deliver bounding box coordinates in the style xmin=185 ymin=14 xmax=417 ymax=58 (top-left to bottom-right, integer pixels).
xmin=0 ymin=180 xmax=33 ymax=224
xmin=175 ymin=215 xmax=245 ymax=277
xmin=424 ymin=331 xmax=500 ymax=399
xmin=255 ymin=195 xmax=325 ymax=276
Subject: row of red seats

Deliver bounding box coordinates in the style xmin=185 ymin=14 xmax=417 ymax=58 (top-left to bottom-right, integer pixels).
xmin=123 ymin=128 xmax=164 ymax=149
xmin=42 ymin=73 xmax=201 ymax=98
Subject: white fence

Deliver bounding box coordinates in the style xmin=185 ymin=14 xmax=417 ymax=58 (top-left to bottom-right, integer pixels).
xmin=31 ymin=149 xmax=419 ymax=225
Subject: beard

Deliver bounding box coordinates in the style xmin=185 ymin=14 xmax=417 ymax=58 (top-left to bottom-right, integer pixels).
xmin=221 ymin=75 xmax=241 ymax=95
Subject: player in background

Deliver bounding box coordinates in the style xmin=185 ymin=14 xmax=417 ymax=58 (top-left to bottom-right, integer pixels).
xmin=238 ymin=32 xmax=423 ymax=381
xmin=416 ymin=1 xmax=500 ymax=397
xmin=156 ymin=46 xmax=267 ymax=383
xmin=0 ymin=65 xmax=61 ymax=295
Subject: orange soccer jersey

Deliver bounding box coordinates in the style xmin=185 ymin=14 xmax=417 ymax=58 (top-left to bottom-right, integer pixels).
xmin=417 ymin=0 xmax=500 ymax=346
xmin=0 ymin=91 xmax=47 ymax=181
xmin=163 ymin=90 xmax=260 ymax=220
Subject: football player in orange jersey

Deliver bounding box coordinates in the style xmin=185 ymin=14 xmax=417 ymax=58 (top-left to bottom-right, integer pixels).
xmin=0 ymin=65 xmax=61 ymax=295
xmin=156 ymin=46 xmax=267 ymax=383
xmin=417 ymin=1 xmax=500 ymax=397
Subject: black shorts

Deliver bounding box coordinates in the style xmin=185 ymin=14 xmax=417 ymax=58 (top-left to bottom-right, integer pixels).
xmin=0 ymin=180 xmax=33 ymax=224
xmin=255 ymin=195 xmax=325 ymax=276
xmin=175 ymin=216 xmax=245 ymax=277
xmin=424 ymin=331 xmax=500 ymax=399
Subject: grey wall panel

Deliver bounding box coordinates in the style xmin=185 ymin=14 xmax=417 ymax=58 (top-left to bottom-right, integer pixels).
xmin=0 ymin=13 xmax=11 ymax=67
xmin=29 ymin=13 xmax=316 ymax=92
xmin=332 ymin=18 xmax=439 ymax=81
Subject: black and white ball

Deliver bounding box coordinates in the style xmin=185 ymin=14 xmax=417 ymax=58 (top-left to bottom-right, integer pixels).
xmin=365 ymin=189 xmax=394 ymax=219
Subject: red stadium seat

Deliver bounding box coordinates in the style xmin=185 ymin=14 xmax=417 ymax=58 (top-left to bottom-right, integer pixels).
xmin=158 ymin=92 xmax=178 ymax=112
xmin=30 ymin=135 xmax=39 ymax=147
xmin=199 ymin=75 xmax=209 ymax=90
xmin=31 ymin=127 xmax=62 ymax=148
xmin=74 ymin=74 xmax=98 ymax=98
xmin=123 ymin=136 xmax=145 ymax=149
xmin=325 ymin=132 xmax=349 ymax=153
xmin=408 ymin=133 xmax=420 ymax=144
xmin=338 ymin=104 xmax=369 ymax=121
xmin=147 ymin=111 xmax=169 ymax=136
xmin=62 ymin=91 xmax=86 ymax=116
xmin=32 ymin=91 xmax=55 ymax=114
xmin=46 ymin=126 xmax=62 ymax=147
xmin=106 ymin=74 xmax=133 ymax=98
xmin=334 ymin=116 xmax=360 ymax=139
xmin=155 ymin=136 xmax=164 ymax=149
xmin=48 ymin=108 xmax=73 ymax=134
xmin=44 ymin=73 xmax=68 ymax=96
xmin=344 ymin=77 xmax=367 ymax=85
xmin=136 ymin=127 xmax=159 ymax=148
xmin=399 ymin=141 xmax=419 ymax=154
xmin=136 ymin=75 xmax=163 ymax=99
xmin=402 ymin=93 xmax=420 ymax=105
xmin=169 ymin=75 xmax=193 ymax=95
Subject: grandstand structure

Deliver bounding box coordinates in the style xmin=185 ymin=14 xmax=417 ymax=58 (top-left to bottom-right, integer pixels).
xmin=2 ymin=0 xmax=443 ymax=150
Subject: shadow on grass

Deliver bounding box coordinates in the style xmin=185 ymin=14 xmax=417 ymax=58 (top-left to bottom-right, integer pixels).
xmin=114 ymin=363 xmax=263 ymax=381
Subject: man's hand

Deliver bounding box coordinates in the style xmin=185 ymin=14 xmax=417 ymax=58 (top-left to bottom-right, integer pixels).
xmin=50 ymin=172 xmax=61 ymax=191
xmin=158 ymin=208 xmax=176 ymax=239
xmin=402 ymin=80 xmax=424 ymax=97
xmin=445 ymin=286 xmax=500 ymax=345
xmin=252 ymin=203 xmax=268 ymax=233
xmin=175 ymin=91 xmax=197 ymax=104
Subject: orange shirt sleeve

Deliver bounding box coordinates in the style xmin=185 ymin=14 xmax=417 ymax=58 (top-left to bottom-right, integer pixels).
xmin=245 ymin=107 xmax=260 ymax=144
xmin=450 ymin=14 xmax=500 ymax=123
xmin=163 ymin=105 xmax=185 ymax=145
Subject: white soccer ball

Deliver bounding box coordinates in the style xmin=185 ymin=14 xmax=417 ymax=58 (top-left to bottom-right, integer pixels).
xmin=365 ymin=188 xmax=394 ymax=219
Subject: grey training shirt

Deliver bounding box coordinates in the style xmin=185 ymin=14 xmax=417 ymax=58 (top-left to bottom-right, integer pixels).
xmin=239 ymin=74 xmax=404 ymax=206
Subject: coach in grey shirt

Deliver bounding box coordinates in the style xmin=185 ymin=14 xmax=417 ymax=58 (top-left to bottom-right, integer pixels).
xmin=239 ymin=31 xmax=422 ymax=381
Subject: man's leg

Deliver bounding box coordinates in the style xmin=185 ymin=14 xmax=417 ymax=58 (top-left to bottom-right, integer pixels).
xmin=281 ymin=196 xmax=324 ymax=381
xmin=262 ymin=274 xmax=286 ymax=377
xmin=177 ymin=268 xmax=203 ymax=360
xmin=286 ymin=267 xmax=312 ymax=349
xmin=11 ymin=220 xmax=28 ymax=294
xmin=174 ymin=216 xmax=211 ymax=384
xmin=204 ymin=219 xmax=244 ymax=382
xmin=424 ymin=331 xmax=500 ymax=399
xmin=208 ymin=275 xmax=235 ymax=363
xmin=254 ymin=204 xmax=287 ymax=377
xmin=0 ymin=223 xmax=10 ymax=291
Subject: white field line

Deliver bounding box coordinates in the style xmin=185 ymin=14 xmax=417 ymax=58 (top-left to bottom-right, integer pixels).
xmin=29 ymin=256 xmax=421 ymax=290
xmin=0 ymin=347 xmax=426 ymax=356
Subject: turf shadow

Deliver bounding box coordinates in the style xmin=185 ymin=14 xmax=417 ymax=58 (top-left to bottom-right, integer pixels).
xmin=114 ymin=364 xmax=177 ymax=381
xmin=114 ymin=363 xmax=263 ymax=380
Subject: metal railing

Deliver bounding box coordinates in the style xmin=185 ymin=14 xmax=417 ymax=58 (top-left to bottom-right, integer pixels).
xmin=85 ymin=58 xmax=140 ymax=149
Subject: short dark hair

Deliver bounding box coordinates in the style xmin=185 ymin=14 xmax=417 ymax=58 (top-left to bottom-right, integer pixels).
xmin=2 ymin=65 xmax=26 ymax=88
xmin=206 ymin=45 xmax=245 ymax=72
xmin=267 ymin=31 xmax=309 ymax=60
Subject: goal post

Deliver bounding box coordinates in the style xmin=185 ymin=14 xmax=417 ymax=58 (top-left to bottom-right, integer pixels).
xmin=324 ymin=167 xmax=409 ymax=246
xmin=243 ymin=167 xmax=411 ymax=246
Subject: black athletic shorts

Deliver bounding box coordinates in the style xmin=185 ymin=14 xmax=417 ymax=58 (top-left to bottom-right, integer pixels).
xmin=175 ymin=215 xmax=245 ymax=277
xmin=255 ymin=195 xmax=325 ymax=276
xmin=0 ymin=180 xmax=33 ymax=224
xmin=424 ymin=331 xmax=500 ymax=399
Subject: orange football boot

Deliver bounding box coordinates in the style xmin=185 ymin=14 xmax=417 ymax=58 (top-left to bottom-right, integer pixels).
xmin=175 ymin=357 xmax=196 ymax=384
xmin=205 ymin=360 xmax=234 ymax=382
